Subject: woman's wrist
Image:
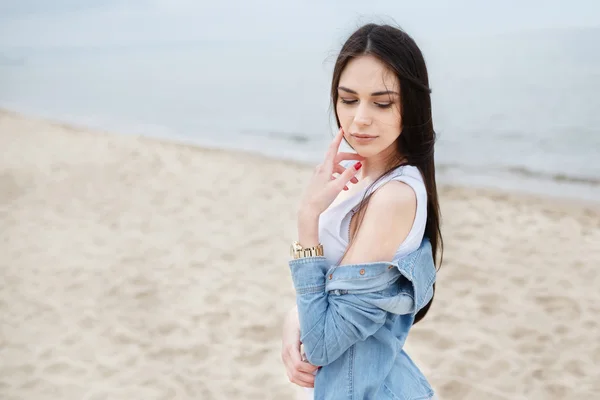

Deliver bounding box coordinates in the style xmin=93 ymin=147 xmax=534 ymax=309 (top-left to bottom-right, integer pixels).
xmin=297 ymin=207 xmax=320 ymax=248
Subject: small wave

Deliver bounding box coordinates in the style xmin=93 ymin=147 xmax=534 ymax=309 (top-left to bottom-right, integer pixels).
xmin=269 ymin=132 xmax=311 ymax=143
xmin=242 ymin=129 xmax=312 ymax=143
xmin=506 ymin=166 xmax=600 ymax=186
xmin=438 ymin=163 xmax=600 ymax=187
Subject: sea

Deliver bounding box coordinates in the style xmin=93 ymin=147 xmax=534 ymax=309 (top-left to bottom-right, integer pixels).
xmin=1 ymin=1 xmax=599 ymax=201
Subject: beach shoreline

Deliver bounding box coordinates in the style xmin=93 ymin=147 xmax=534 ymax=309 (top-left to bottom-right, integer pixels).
xmin=3 ymin=108 xmax=599 ymax=210
xmin=1 ymin=109 xmax=599 ymax=399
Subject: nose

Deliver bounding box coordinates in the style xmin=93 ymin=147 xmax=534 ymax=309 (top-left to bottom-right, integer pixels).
xmin=353 ymin=103 xmax=372 ymax=127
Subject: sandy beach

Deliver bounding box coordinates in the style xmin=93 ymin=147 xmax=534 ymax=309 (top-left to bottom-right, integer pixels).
xmin=1 ymin=109 xmax=599 ymax=400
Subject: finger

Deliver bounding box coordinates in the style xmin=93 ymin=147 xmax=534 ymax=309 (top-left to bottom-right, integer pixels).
xmin=333 ymin=165 xmax=344 ymax=175
xmin=334 ymin=152 xmax=365 ymax=164
xmin=324 ymin=128 xmax=345 ymax=164
xmin=284 ymin=360 xmax=316 ymax=387
xmin=333 ymin=165 xmax=359 ymax=184
xmin=336 ymin=161 xmax=362 ymax=190
xmin=283 ymin=352 xmax=318 ymax=387
xmin=333 ymin=178 xmax=349 ymax=190
xmin=289 ymin=349 xmax=319 ymax=374
xmin=287 ymin=372 xmax=315 ymax=388
xmin=332 ymin=174 xmax=349 ymax=190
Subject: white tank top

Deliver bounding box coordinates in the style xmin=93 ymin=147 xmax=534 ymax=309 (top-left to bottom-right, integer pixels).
xmin=318 ymin=162 xmax=428 ymax=266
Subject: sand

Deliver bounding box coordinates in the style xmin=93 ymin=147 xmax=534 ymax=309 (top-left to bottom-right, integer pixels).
xmin=1 ymin=109 xmax=599 ymax=400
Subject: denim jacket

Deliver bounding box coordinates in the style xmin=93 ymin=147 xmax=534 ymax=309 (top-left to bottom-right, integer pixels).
xmin=288 ymin=238 xmax=437 ymax=400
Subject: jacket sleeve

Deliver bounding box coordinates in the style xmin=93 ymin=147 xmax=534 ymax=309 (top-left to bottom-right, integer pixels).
xmin=288 ymin=256 xmax=414 ymax=367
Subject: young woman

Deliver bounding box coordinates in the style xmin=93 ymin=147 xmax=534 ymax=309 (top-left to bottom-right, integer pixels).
xmin=281 ymin=23 xmax=443 ymax=399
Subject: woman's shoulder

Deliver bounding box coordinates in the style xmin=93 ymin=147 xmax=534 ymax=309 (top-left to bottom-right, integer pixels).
xmin=339 ymin=180 xmax=417 ymax=265
xmin=369 ymin=179 xmax=416 ymax=206
xmin=385 ymin=164 xmax=427 ymax=201
xmin=362 ymin=164 xmax=425 ymax=202
xmin=367 ymin=180 xmax=418 ymax=234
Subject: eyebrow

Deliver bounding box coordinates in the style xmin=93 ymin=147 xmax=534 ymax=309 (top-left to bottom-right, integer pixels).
xmin=338 ymin=86 xmax=399 ymax=96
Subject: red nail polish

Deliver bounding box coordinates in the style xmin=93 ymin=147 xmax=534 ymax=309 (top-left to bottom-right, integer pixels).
xmin=354 ymin=162 xmax=362 ymax=170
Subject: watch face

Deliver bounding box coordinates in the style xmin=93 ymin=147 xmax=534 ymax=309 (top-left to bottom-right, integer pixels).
xmin=291 ymin=242 xmax=302 ymax=258
xmin=290 ymin=243 xmax=299 ymax=255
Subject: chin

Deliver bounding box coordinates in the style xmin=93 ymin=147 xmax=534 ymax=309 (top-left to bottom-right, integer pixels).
xmin=353 ymin=147 xmax=380 ymax=158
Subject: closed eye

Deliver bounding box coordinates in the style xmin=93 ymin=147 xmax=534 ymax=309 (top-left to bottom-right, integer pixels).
xmin=340 ymin=98 xmax=393 ymax=109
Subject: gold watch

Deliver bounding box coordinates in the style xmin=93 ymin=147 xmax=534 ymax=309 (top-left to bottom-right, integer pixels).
xmin=290 ymin=241 xmax=324 ymax=259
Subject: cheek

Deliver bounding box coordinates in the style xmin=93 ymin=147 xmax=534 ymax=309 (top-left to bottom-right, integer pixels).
xmin=382 ymin=108 xmax=402 ymax=133
xmin=388 ymin=105 xmax=402 ymax=125
xmin=335 ymin=104 xmax=353 ymax=130
xmin=336 ymin=104 xmax=350 ymax=120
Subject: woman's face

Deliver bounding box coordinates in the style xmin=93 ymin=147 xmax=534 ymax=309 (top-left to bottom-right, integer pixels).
xmin=336 ymin=54 xmax=402 ymax=159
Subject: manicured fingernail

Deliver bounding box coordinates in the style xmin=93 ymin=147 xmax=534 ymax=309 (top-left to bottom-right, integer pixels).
xmin=343 ymin=186 xmax=348 ymax=190
xmin=354 ymin=162 xmax=362 ymax=170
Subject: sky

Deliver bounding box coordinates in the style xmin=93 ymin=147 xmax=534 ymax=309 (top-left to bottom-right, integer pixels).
xmin=1 ymin=0 xmax=599 ymax=48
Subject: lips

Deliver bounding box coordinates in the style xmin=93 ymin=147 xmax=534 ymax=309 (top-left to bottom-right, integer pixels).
xmin=350 ymin=133 xmax=378 ymax=142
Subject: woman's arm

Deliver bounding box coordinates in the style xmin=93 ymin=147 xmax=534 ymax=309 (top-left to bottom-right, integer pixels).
xmin=292 ymin=181 xmax=418 ymax=366
xmin=280 ymin=305 xmax=319 ymax=388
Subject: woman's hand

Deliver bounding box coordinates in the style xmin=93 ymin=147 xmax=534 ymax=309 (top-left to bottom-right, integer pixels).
xmin=281 ymin=306 xmax=319 ymax=388
xmin=298 ymin=128 xmax=364 ymax=217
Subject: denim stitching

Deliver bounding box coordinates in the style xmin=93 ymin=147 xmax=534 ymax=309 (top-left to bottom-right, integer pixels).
xmin=383 ymin=384 xmax=432 ymax=400
xmin=327 ymin=269 xmax=394 ymax=282
xmin=296 ymin=284 xmax=325 ymax=295
xmin=348 ymin=344 xmax=354 ymax=399
xmin=302 ymin=329 xmax=325 ymax=362
xmin=288 ymin=256 xmax=328 ymax=266
xmin=383 ymin=384 xmax=400 ymax=400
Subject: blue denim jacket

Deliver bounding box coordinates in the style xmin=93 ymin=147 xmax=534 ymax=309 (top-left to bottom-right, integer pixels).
xmin=289 ymin=238 xmax=437 ymax=400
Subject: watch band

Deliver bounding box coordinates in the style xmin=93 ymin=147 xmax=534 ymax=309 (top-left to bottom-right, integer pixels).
xmin=291 ymin=241 xmax=324 ymax=259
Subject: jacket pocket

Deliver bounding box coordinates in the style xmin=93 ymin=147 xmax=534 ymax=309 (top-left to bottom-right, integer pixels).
xmin=382 ymin=384 xmax=432 ymax=400
xmin=381 ymin=351 xmax=434 ymax=400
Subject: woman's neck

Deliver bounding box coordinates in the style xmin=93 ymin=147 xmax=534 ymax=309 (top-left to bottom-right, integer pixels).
xmin=357 ymin=150 xmax=404 ymax=181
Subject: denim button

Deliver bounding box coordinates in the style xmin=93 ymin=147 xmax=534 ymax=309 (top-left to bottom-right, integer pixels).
xmin=359 ymin=269 xmax=365 ymax=275
xmin=329 ymin=273 xmax=333 ymax=280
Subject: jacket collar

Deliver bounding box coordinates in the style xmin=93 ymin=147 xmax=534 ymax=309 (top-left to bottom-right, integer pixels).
xmin=325 ymin=238 xmax=436 ymax=313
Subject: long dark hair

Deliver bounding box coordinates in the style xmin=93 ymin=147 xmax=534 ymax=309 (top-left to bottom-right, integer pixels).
xmin=331 ymin=23 xmax=443 ymax=324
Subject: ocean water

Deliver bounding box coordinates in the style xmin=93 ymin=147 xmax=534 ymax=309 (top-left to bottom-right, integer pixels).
xmin=1 ymin=2 xmax=599 ymax=201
